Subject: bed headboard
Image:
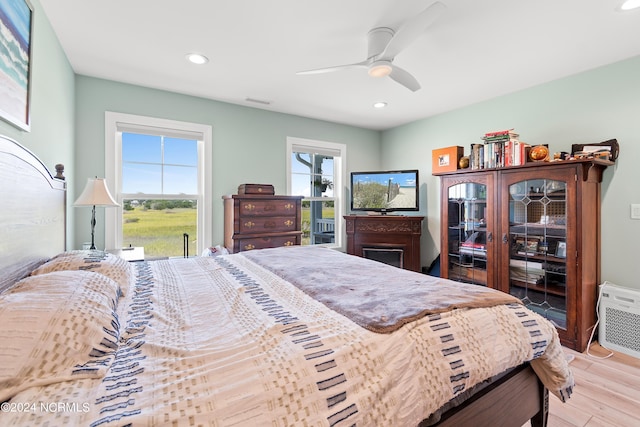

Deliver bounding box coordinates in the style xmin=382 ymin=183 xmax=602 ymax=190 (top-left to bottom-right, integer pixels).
xmin=0 ymin=135 xmax=66 ymax=292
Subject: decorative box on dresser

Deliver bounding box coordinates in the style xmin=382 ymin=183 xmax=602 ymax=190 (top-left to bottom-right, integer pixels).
xmin=344 ymin=215 xmax=423 ymax=272
xmin=434 ymin=158 xmax=613 ymax=351
xmin=223 ymin=193 xmax=303 ymax=253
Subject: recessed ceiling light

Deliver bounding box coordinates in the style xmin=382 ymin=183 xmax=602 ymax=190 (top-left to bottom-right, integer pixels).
xmin=373 ymin=102 xmax=387 ymax=109
xmin=619 ymin=0 xmax=640 ymax=10
xmin=186 ymin=53 xmax=209 ymax=65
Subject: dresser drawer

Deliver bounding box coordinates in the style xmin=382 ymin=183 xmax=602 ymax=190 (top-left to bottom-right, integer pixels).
xmin=234 ymin=234 xmax=301 ymax=252
xmin=238 ymin=199 xmax=299 ymax=216
xmin=223 ymin=194 xmax=303 ymax=253
xmin=237 ymin=216 xmax=298 ymax=233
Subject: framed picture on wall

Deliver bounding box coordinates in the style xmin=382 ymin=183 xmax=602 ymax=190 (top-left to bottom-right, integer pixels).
xmin=0 ymin=0 xmax=34 ymax=131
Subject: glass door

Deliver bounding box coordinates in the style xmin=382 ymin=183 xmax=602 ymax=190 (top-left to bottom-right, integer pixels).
xmin=443 ymin=174 xmax=494 ymax=286
xmin=503 ymin=172 xmax=572 ymax=331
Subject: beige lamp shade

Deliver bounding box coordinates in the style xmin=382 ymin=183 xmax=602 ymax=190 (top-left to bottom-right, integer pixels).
xmin=74 ymin=178 xmax=119 ymax=207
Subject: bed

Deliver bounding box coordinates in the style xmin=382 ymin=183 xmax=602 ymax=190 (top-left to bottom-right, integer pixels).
xmin=0 ymin=134 xmax=574 ymax=426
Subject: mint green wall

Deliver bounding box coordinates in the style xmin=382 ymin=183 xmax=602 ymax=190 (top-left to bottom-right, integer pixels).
xmin=9 ymin=1 xmax=637 ymax=290
xmin=382 ymin=55 xmax=640 ymax=290
xmin=74 ymin=76 xmax=381 ymax=250
xmin=0 ymin=0 xmax=75 ymax=247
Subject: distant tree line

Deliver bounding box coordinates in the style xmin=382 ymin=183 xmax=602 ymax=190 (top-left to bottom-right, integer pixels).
xmin=123 ymin=199 xmax=196 ymax=211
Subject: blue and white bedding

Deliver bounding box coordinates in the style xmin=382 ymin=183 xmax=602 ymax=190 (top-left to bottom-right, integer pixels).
xmin=0 ymin=247 xmax=574 ymax=426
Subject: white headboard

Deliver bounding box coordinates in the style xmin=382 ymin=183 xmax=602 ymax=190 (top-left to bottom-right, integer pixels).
xmin=0 ymin=135 xmax=66 ymax=292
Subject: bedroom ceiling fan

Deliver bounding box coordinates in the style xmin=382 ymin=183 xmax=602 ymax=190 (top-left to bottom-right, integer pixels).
xmin=296 ymin=1 xmax=447 ymax=92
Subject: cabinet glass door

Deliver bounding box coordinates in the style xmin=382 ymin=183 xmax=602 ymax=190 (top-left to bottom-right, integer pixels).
xmin=508 ymin=178 xmax=567 ymax=329
xmin=447 ymin=182 xmax=489 ymax=286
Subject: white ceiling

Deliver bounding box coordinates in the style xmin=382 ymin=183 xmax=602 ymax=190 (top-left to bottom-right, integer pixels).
xmin=40 ymin=0 xmax=640 ymax=131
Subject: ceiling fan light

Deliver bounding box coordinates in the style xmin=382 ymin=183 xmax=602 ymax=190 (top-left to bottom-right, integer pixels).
xmin=368 ymin=61 xmax=393 ymax=78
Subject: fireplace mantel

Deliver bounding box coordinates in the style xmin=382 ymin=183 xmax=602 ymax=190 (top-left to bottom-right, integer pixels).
xmin=344 ymin=215 xmax=424 ymax=272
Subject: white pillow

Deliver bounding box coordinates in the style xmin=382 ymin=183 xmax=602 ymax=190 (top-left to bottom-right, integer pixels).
xmin=0 ymin=270 xmax=121 ymax=401
xmin=31 ymin=250 xmax=131 ymax=296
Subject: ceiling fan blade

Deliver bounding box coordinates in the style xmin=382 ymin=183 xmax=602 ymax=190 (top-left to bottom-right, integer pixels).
xmin=380 ymin=1 xmax=446 ymax=59
xmin=389 ymin=66 xmax=421 ymax=92
xmin=296 ymin=60 xmax=368 ymax=75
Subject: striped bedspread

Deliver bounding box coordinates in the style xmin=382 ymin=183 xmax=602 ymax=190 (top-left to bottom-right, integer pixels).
xmin=1 ymin=246 xmax=574 ymax=426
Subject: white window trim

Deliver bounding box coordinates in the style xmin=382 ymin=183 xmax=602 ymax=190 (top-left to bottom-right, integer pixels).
xmin=286 ymin=136 xmax=346 ymax=250
xmin=105 ymin=111 xmax=212 ymax=254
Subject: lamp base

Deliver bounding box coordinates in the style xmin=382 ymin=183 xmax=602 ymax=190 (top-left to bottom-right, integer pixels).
xmin=90 ymin=204 xmax=97 ymax=250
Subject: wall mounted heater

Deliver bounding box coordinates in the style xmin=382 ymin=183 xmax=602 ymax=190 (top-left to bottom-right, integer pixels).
xmin=599 ymin=282 xmax=640 ymax=359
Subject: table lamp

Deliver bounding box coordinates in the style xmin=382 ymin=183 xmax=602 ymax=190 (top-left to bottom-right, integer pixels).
xmin=74 ymin=177 xmax=119 ymax=250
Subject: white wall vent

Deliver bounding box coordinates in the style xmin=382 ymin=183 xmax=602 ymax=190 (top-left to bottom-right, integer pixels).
xmin=599 ymin=282 xmax=640 ymax=359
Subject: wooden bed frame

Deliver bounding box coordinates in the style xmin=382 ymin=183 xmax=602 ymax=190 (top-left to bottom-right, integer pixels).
xmin=0 ymin=135 xmax=66 ymax=293
xmin=0 ymin=134 xmax=548 ymax=426
xmin=428 ymin=363 xmax=548 ymax=426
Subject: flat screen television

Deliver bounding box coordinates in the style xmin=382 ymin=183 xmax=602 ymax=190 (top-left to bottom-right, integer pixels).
xmin=350 ymin=169 xmax=419 ymax=214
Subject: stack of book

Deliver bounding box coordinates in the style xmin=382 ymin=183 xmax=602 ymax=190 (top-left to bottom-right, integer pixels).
xmin=469 ymin=129 xmax=530 ymax=170
xmin=509 ymin=259 xmax=545 ymax=284
xmin=459 ymin=231 xmax=487 ymax=257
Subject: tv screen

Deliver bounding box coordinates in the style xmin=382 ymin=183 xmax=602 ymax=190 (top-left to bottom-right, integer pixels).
xmin=350 ymin=169 xmax=419 ymax=213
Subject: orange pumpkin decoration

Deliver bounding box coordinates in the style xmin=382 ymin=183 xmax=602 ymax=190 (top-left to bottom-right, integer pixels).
xmin=529 ymin=145 xmax=549 ymax=161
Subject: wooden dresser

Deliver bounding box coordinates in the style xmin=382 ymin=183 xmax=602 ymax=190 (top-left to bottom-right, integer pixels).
xmin=223 ymin=194 xmax=303 ymax=253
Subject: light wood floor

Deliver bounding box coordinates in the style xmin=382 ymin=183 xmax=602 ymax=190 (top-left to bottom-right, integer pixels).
xmin=523 ymin=342 xmax=640 ymax=427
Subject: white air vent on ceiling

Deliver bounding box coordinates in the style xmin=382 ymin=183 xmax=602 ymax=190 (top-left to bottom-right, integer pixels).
xmin=599 ymin=282 xmax=640 ymax=359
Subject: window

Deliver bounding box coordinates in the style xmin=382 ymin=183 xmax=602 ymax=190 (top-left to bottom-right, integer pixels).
xmin=105 ymin=112 xmax=212 ymax=257
xmin=286 ymin=137 xmax=346 ymax=248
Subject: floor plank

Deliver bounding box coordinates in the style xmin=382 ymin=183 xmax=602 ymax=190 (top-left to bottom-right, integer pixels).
xmin=522 ymin=341 xmax=640 ymax=427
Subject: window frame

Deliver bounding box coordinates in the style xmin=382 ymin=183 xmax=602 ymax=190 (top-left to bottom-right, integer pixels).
xmin=286 ymin=137 xmax=346 ymax=249
xmin=105 ymin=112 xmax=212 ymax=255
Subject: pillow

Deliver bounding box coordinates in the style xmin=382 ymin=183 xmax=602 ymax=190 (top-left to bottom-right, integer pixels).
xmin=0 ymin=270 xmax=121 ymax=401
xmin=31 ymin=250 xmax=131 ymax=296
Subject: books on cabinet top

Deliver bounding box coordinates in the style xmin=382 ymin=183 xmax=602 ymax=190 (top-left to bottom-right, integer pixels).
xmin=469 ymin=129 xmax=530 ymax=170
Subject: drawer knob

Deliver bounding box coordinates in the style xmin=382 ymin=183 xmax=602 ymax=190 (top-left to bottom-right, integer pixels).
xmin=284 ymin=203 xmax=294 ymax=210
xmin=244 ymin=221 xmax=255 ymax=228
xmin=244 ymin=203 xmax=255 ymax=211
xmin=284 ymin=220 xmax=293 ymax=227
xmin=244 ymin=243 xmax=256 ymax=250
xmin=284 ymin=241 xmax=294 ymax=246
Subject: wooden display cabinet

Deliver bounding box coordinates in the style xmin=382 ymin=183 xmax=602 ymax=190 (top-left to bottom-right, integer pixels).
xmin=435 ymin=159 xmax=613 ymax=351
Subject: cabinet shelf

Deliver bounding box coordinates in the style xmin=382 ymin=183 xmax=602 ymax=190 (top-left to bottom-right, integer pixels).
xmin=511 ymin=253 xmax=566 ymax=264
xmin=510 ymin=280 xmax=566 ymax=297
xmin=510 ymin=224 xmax=566 ymax=238
xmin=447 ymin=198 xmax=487 ymax=203
xmin=432 ymin=157 xmax=614 ymax=176
xmin=450 ymin=263 xmax=488 ymax=286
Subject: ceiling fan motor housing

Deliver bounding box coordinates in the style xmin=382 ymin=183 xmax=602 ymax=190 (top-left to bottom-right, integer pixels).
xmin=367 ymin=27 xmax=395 ymax=59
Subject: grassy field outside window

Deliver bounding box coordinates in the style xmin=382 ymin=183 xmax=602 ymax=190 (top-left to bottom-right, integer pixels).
xmin=123 ymin=201 xmax=196 ymax=257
